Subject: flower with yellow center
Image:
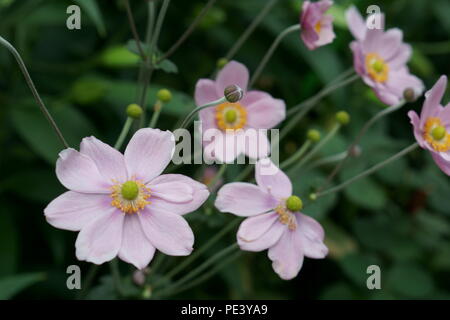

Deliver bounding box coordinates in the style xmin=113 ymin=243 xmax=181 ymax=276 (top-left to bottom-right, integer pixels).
xmin=423 ymin=117 xmax=450 ymax=152
xmin=314 ymin=21 xmax=322 ymax=33
xmin=215 ymin=102 xmax=247 ymax=131
xmin=110 ymin=179 xmax=151 ymax=214
xmin=365 ymin=53 xmax=389 ymax=83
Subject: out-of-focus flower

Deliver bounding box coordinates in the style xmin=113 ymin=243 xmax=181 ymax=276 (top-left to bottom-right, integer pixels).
xmin=195 ymin=61 xmax=286 ymax=163
xmin=215 ymin=159 xmax=327 ymax=280
xmin=350 ymin=26 xmax=424 ymax=105
xmin=408 ymin=76 xmax=450 ymax=175
xmin=345 ymin=5 xmax=385 ymax=42
xmin=300 ymin=0 xmax=335 ymax=50
xmin=44 ymin=128 xmax=209 ymax=269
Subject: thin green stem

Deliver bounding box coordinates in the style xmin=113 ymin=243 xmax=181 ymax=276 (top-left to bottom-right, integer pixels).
xmin=207 ymin=163 xmax=227 ymax=189
xmin=148 ymin=101 xmax=162 ymax=128
xmin=159 ymin=218 xmax=240 ymax=285
xmin=179 ymin=96 xmax=227 ymax=129
xmin=317 ymin=100 xmax=405 ymax=193
xmin=114 ymin=117 xmax=134 ymax=150
xmin=280 ymin=140 xmax=312 ymax=170
xmin=250 ymin=24 xmax=300 ymax=87
xmin=316 ymin=143 xmax=419 ymax=198
xmin=163 ymin=251 xmax=243 ymax=297
xmin=157 ymin=0 xmax=217 ymax=63
xmin=124 ymin=0 xmax=147 ymax=61
xmin=154 ymin=243 xmax=239 ymax=298
xmin=149 ymin=0 xmax=171 ymax=55
xmin=288 ymin=124 xmax=341 ymax=175
xmin=0 ymin=35 xmax=69 ymax=148
xmin=225 ymin=0 xmax=279 ymax=60
xmin=306 ymin=150 xmax=348 ymax=170
xmin=109 ymin=259 xmax=124 ymax=297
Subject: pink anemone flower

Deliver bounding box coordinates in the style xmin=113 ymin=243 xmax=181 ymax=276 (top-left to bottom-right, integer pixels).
xmin=44 ymin=128 xmax=209 ymax=269
xmin=300 ymin=0 xmax=336 ymax=50
xmin=345 ymin=5 xmax=385 ymax=42
xmin=195 ymin=61 xmax=286 ymax=163
xmin=215 ymin=159 xmax=328 ymax=280
xmin=408 ymin=76 xmax=450 ymax=175
xmin=350 ymin=24 xmax=423 ymax=105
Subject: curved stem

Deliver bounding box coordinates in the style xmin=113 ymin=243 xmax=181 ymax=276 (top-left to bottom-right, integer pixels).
xmin=0 ymin=35 xmax=69 ymax=148
xmin=114 ymin=117 xmax=133 ymax=150
xmin=157 ymin=0 xmax=217 ymax=63
xmin=288 ymin=124 xmax=341 ymax=175
xmin=249 ymin=24 xmax=301 ymax=87
xmin=280 ymin=140 xmax=311 ymax=170
xmin=179 ymin=96 xmax=227 ymax=129
xmin=306 ymin=150 xmax=348 ymax=170
xmin=317 ymin=100 xmax=405 ymax=193
xmin=159 ymin=218 xmax=240 ymax=285
xmin=316 ymin=142 xmax=419 ymax=198
xmin=225 ymin=0 xmax=279 ymax=60
xmin=124 ymin=0 xmax=147 ymax=61
xmin=153 ymin=243 xmax=239 ymax=298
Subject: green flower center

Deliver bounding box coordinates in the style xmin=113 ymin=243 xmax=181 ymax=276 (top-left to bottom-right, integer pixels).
xmin=431 ymin=125 xmax=446 ymax=141
xmin=286 ymin=195 xmax=303 ymax=212
xmin=372 ymin=60 xmax=384 ymax=73
xmin=121 ymin=181 xmax=139 ymax=200
xmin=224 ymin=109 xmax=237 ymax=124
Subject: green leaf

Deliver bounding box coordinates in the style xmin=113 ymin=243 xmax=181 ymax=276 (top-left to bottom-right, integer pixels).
xmin=0 ymin=273 xmax=46 ymax=299
xmin=100 ymin=46 xmax=140 ymax=68
xmin=386 ymin=263 xmax=435 ymax=298
xmin=11 ymin=101 xmax=97 ymax=164
xmin=74 ymin=0 xmax=106 ymax=36
xmin=155 ymin=59 xmax=179 ymax=74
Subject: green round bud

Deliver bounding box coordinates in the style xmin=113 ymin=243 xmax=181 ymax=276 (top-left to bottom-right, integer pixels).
xmin=307 ymin=129 xmax=321 ymax=142
xmin=224 ymin=84 xmax=244 ymax=103
xmin=403 ymin=88 xmax=416 ymax=102
xmin=126 ymin=104 xmax=143 ymax=119
xmin=432 ymin=126 xmax=446 ymax=141
xmin=336 ymin=111 xmax=350 ymax=125
xmin=309 ymin=193 xmax=317 ymax=201
xmin=217 ymin=58 xmax=228 ymax=69
xmin=121 ymin=181 xmax=139 ymax=200
xmin=157 ymin=88 xmax=172 ymax=103
xmin=286 ymin=195 xmax=303 ymax=212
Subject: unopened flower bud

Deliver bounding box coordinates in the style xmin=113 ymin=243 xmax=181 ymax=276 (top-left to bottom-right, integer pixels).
xmin=157 ymin=88 xmax=172 ymax=103
xmin=133 ymin=270 xmax=147 ymax=287
xmin=224 ymin=85 xmax=243 ymax=103
xmin=403 ymin=88 xmax=416 ymax=102
xmin=217 ymin=58 xmax=228 ymax=69
xmin=336 ymin=111 xmax=350 ymax=125
xmin=309 ymin=193 xmax=317 ymax=201
xmin=126 ymin=103 xmax=143 ymax=119
xmin=307 ymin=129 xmax=321 ymax=142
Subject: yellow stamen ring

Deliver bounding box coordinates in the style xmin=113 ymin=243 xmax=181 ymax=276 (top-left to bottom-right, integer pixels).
xmin=423 ymin=117 xmax=450 ymax=152
xmin=110 ymin=179 xmax=151 ymax=214
xmin=365 ymin=52 xmax=389 ymax=83
xmin=275 ymin=204 xmax=297 ymax=231
xmin=215 ymin=102 xmax=247 ymax=131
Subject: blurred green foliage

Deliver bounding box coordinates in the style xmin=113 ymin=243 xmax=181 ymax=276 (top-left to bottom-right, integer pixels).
xmin=0 ymin=0 xmax=449 ymax=299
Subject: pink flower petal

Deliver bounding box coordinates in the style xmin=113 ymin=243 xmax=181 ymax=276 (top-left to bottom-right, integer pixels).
xmin=296 ymin=213 xmax=328 ymax=259
xmin=388 ymin=44 xmax=412 ymax=69
xmin=377 ymin=28 xmax=403 ymax=61
xmin=199 ymin=105 xmax=217 ymax=131
xmin=268 ymin=230 xmax=304 ymax=280
xmin=215 ymin=61 xmax=249 ymax=96
xmin=56 ymin=148 xmax=109 ymax=193
xmin=431 ymin=153 xmax=450 ymax=176
xmin=240 ymin=130 xmax=270 ymax=160
xmin=346 ymin=6 xmax=366 ymax=41
xmin=124 ymin=128 xmax=175 ymax=183
xmin=44 ymin=191 xmax=111 ymax=231
xmin=215 ymin=182 xmax=278 ymax=216
xmin=75 ymin=208 xmax=124 ymax=265
xmin=138 ymin=207 xmax=194 ymax=256
xmin=208 ymin=131 xmax=244 ymax=163
xmin=246 ymin=98 xmax=286 ymax=129
xmin=255 ymin=158 xmax=292 ymax=199
xmin=408 ymin=110 xmax=427 ymax=149
xmin=118 ymin=215 xmax=156 ymax=270
xmin=147 ymin=174 xmax=209 ymax=215
xmin=237 ymin=212 xmax=285 ymax=252
xmin=80 ymin=136 xmax=127 ymax=183
xmin=421 ymin=76 xmax=448 ymax=128
xmin=195 ymin=79 xmax=220 ymax=106
xmin=240 ymin=90 xmax=271 ymax=106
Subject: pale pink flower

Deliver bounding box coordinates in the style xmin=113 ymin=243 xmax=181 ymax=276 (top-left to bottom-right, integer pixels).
xmin=350 ymin=22 xmax=423 ymax=105
xmin=44 ymin=128 xmax=209 ymax=269
xmin=345 ymin=5 xmax=385 ymax=42
xmin=215 ymin=159 xmax=328 ymax=280
xmin=195 ymin=61 xmax=285 ymax=163
xmin=300 ymin=0 xmax=336 ymax=50
xmin=408 ymin=76 xmax=450 ymax=175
